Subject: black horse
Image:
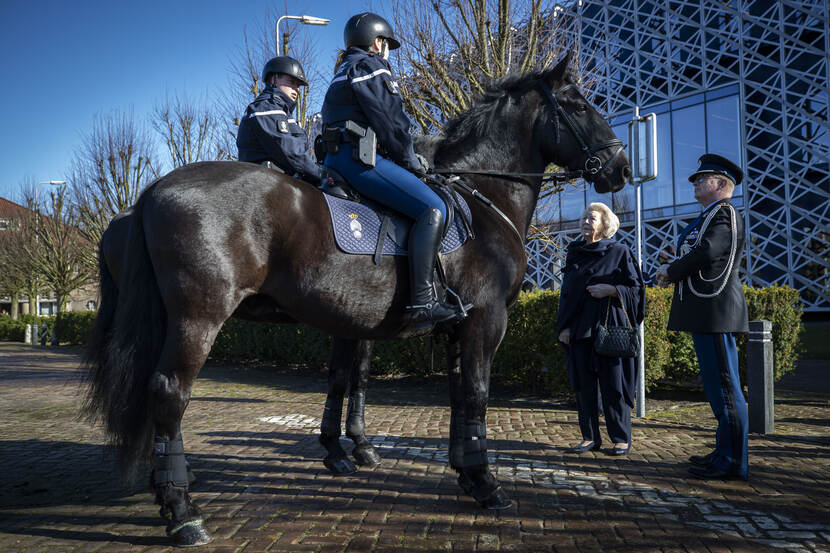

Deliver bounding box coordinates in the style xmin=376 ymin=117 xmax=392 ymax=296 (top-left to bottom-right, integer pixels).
xmin=83 ymin=53 xmax=629 ymax=546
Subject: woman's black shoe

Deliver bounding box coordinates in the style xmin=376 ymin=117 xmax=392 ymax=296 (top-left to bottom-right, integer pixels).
xmin=567 ymin=441 xmax=601 ymax=453
xmin=611 ymin=443 xmax=630 ymax=455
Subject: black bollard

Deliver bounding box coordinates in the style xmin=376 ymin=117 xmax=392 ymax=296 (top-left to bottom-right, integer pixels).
xmin=747 ymin=320 xmax=774 ymax=434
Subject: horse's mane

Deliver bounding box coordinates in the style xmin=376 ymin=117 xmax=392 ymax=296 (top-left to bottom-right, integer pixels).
xmin=440 ymin=71 xmax=550 ymax=151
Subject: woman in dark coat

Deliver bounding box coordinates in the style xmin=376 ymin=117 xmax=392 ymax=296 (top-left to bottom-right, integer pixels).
xmin=557 ymin=202 xmax=645 ymax=455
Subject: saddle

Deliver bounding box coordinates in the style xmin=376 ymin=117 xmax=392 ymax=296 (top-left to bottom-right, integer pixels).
xmin=319 ymin=166 xmax=474 ymax=264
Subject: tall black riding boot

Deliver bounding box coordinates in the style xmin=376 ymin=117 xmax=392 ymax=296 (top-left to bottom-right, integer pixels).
xmin=407 ymin=208 xmax=465 ymax=329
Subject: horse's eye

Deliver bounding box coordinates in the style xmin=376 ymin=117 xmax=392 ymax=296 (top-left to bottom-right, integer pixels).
xmin=576 ymin=104 xmax=588 ymax=114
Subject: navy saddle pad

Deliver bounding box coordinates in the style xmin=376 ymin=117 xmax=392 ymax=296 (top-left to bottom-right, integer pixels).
xmin=323 ymin=193 xmax=472 ymax=257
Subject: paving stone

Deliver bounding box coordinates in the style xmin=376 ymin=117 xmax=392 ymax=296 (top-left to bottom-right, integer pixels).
xmin=0 ymin=343 xmax=828 ymax=553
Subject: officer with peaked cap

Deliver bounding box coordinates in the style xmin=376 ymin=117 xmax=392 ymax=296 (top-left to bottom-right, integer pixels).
xmin=656 ymin=153 xmax=749 ymax=480
xmin=237 ymin=56 xmax=321 ymax=183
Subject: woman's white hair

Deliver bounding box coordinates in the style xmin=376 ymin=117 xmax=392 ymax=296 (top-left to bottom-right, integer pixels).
xmin=583 ymin=202 xmax=620 ymax=238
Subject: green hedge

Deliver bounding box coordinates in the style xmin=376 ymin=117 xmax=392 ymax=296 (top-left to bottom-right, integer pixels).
xmin=0 ymin=311 xmax=96 ymax=345
xmin=208 ymin=284 xmax=803 ymax=396
xmin=0 ymin=316 xmax=27 ymax=341
xmin=0 ymin=285 xmax=803 ymax=396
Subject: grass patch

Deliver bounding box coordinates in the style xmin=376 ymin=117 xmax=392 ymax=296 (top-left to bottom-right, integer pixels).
xmin=800 ymin=323 xmax=830 ymax=360
xmin=643 ymin=403 xmax=711 ymax=422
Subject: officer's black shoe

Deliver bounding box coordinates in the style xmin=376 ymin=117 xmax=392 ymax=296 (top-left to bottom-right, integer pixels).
xmin=688 ymin=464 xmax=747 ymax=481
xmin=689 ymin=452 xmax=716 ymax=467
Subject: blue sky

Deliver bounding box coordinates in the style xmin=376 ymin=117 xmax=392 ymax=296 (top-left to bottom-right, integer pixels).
xmin=0 ymin=0 xmax=390 ymax=202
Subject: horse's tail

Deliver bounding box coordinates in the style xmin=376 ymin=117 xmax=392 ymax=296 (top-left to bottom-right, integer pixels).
xmin=82 ymin=193 xmax=166 ymax=481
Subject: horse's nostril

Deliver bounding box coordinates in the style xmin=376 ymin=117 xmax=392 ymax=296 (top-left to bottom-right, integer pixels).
xmin=622 ymin=165 xmax=632 ymax=182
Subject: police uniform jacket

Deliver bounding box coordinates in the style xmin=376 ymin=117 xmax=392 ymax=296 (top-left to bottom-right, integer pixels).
xmin=321 ymin=46 xmax=421 ymax=174
xmin=666 ymin=199 xmax=749 ymax=333
xmin=237 ymin=87 xmax=321 ymax=181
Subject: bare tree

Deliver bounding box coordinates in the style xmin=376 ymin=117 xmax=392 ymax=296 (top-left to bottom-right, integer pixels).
xmin=393 ymin=0 xmax=573 ymax=133
xmin=69 ymin=109 xmax=158 ymax=266
xmin=217 ymin=8 xmax=327 ymax=160
xmin=0 ymin=194 xmax=40 ymax=319
xmin=23 ymin=185 xmax=95 ymax=323
xmin=151 ymin=92 xmax=219 ymax=169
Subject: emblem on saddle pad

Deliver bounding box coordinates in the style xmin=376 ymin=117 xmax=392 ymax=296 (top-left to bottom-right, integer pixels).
xmin=348 ymin=213 xmax=363 ymax=239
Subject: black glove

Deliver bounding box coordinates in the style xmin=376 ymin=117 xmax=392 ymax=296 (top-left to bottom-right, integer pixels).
xmin=414 ymin=153 xmax=430 ymax=176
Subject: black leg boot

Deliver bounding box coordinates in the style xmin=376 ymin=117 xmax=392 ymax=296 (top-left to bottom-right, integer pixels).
xmin=407 ymin=208 xmax=466 ymax=329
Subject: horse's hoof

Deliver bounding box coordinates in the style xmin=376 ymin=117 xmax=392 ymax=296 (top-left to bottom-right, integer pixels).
xmin=324 ymin=456 xmax=358 ymax=476
xmin=353 ymin=447 xmax=381 ymax=467
xmin=476 ymin=485 xmax=512 ymax=510
xmin=168 ymin=519 xmax=212 ymax=547
xmin=457 ymin=472 xmax=474 ymax=495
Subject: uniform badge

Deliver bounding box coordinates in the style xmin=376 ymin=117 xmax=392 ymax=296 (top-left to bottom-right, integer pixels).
xmin=385 ymin=79 xmax=400 ymax=95
xmin=277 ymin=120 xmax=289 ymax=133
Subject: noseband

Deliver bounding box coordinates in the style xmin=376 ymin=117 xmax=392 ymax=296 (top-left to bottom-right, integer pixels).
xmin=538 ymin=81 xmax=625 ymax=179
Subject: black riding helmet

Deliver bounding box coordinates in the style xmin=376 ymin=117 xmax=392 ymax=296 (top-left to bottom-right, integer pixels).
xmin=344 ymin=12 xmax=400 ymax=50
xmin=261 ymin=56 xmax=309 ymax=86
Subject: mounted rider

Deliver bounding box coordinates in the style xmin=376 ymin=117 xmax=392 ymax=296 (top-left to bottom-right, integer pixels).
xmin=320 ymin=12 xmax=466 ymax=329
xmin=237 ymin=56 xmax=322 ymax=184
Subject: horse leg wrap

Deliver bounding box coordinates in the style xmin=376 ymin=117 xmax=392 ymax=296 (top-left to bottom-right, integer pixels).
xmin=461 ymin=422 xmax=488 ymax=468
xmin=320 ymin=396 xmax=343 ymax=440
xmin=345 ymin=391 xmax=366 ymax=439
xmin=153 ymin=435 xmax=189 ymax=488
xmin=449 ymin=414 xmax=466 ymax=469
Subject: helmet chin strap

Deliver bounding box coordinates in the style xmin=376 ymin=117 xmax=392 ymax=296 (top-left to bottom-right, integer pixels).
xmin=369 ymin=39 xmax=390 ymax=60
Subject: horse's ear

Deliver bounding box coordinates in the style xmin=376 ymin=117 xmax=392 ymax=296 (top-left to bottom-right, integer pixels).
xmin=544 ymin=50 xmax=574 ymax=86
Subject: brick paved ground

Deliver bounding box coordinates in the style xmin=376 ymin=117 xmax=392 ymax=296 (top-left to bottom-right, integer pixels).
xmin=0 ymin=342 xmax=828 ymax=553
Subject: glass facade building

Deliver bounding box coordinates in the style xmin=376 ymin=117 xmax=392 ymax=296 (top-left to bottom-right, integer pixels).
xmin=525 ymin=0 xmax=830 ymax=312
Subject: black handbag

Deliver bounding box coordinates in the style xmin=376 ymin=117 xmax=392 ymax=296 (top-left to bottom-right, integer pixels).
xmin=594 ymin=296 xmax=639 ymax=358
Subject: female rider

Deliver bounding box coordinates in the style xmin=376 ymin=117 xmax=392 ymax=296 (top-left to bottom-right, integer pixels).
xmin=320 ymin=12 xmax=465 ymax=329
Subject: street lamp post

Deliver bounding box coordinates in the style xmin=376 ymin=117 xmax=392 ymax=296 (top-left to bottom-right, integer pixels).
xmin=275 ymin=15 xmax=330 ymax=56
xmin=34 ymin=180 xmax=65 ymax=316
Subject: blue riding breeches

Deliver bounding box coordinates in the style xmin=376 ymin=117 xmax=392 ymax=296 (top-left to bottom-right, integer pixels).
xmin=692 ymin=332 xmax=749 ymax=477
xmin=324 ymin=147 xmax=447 ymax=221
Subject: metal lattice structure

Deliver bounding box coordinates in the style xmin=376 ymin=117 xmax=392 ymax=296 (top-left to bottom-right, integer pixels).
xmin=525 ymin=0 xmax=830 ymax=311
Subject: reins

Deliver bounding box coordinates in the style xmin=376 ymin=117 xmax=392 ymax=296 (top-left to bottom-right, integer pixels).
xmin=432 ymin=168 xmax=585 ymax=186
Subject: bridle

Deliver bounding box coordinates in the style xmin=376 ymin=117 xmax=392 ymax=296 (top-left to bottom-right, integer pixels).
xmin=434 ymin=79 xmax=625 ymax=185
xmin=430 ymin=78 xmax=626 ymax=243
xmin=537 ymin=80 xmax=625 ymax=179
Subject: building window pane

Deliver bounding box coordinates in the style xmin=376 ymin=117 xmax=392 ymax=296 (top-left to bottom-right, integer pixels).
xmin=560 ymin=184 xmax=586 ymax=222
xmin=706 ymin=95 xmax=742 ymax=197
xmin=644 ymin=113 xmax=674 ymax=209
xmin=706 ymin=95 xmax=741 ymax=164
xmin=672 ymin=103 xmax=706 ymax=205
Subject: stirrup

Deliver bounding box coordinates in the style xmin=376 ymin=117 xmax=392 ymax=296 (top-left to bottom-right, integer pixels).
xmin=407 ymin=300 xmax=467 ymax=329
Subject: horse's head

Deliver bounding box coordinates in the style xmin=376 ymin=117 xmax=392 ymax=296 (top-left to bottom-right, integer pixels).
xmin=536 ymin=52 xmax=631 ymax=194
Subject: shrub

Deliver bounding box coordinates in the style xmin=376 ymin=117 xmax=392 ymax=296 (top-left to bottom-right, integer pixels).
xmin=54 ymin=311 xmax=97 ymax=345
xmin=0 ymin=315 xmax=27 ymax=342
xmin=7 ymin=284 xmax=800 ymax=397
xmin=741 ymin=285 xmax=803 ymax=381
